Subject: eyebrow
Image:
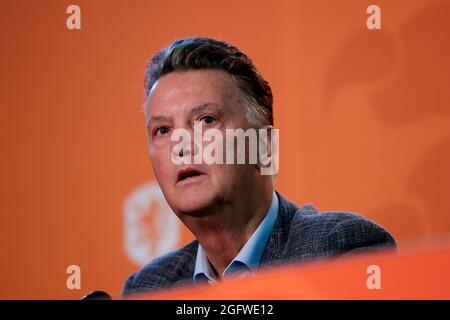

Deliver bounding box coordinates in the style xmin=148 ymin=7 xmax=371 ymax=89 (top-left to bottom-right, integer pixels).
xmin=146 ymin=102 xmax=224 ymax=128
xmin=190 ymin=102 xmax=224 ymax=117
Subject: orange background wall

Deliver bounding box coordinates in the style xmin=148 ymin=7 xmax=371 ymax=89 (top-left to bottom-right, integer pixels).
xmin=1 ymin=0 xmax=449 ymax=299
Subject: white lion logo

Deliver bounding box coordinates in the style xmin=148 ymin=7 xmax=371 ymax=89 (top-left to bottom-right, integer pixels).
xmin=123 ymin=182 xmax=180 ymax=266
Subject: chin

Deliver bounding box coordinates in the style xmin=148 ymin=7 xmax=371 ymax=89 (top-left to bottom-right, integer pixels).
xmin=170 ymin=188 xmax=217 ymax=216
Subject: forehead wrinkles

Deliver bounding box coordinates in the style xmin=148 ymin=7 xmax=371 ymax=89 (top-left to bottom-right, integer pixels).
xmin=146 ymin=72 xmax=241 ymax=114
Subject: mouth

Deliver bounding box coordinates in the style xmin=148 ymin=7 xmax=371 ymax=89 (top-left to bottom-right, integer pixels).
xmin=176 ymin=167 xmax=207 ymax=185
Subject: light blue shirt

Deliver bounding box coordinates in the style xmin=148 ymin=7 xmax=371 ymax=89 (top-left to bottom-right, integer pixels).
xmin=193 ymin=191 xmax=279 ymax=283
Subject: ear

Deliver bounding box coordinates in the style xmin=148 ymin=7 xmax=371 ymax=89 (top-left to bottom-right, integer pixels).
xmin=256 ymin=125 xmax=275 ymax=170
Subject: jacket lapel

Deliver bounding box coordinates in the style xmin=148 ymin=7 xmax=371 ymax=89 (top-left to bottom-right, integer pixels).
xmin=259 ymin=191 xmax=299 ymax=269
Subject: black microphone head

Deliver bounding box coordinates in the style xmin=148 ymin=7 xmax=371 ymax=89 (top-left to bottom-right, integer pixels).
xmin=81 ymin=290 xmax=112 ymax=300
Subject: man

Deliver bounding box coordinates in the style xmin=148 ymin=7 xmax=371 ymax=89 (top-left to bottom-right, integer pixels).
xmin=122 ymin=37 xmax=396 ymax=297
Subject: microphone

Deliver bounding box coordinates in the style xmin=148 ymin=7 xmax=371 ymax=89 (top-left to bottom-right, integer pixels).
xmin=81 ymin=290 xmax=112 ymax=300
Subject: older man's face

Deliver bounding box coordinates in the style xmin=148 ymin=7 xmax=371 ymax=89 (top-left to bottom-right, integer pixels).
xmin=145 ymin=69 xmax=257 ymax=216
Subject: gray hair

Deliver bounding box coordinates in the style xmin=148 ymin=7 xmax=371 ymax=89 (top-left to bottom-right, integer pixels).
xmin=144 ymin=37 xmax=273 ymax=127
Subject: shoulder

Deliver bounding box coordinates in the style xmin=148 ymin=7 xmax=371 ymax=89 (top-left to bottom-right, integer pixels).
xmin=280 ymin=197 xmax=396 ymax=259
xmin=122 ymin=240 xmax=198 ymax=297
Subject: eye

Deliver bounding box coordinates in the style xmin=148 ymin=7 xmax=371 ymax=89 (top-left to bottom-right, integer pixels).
xmin=154 ymin=126 xmax=170 ymax=136
xmin=200 ymin=115 xmax=216 ymax=125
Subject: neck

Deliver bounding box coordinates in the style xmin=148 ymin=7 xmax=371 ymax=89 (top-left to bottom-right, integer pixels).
xmin=181 ymin=185 xmax=273 ymax=277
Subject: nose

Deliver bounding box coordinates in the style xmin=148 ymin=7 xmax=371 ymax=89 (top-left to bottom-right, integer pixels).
xmin=177 ymin=141 xmax=190 ymax=158
xmin=171 ymin=130 xmax=201 ymax=162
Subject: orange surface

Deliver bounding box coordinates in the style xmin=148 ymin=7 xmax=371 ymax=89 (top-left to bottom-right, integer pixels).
xmin=1 ymin=0 xmax=450 ymax=299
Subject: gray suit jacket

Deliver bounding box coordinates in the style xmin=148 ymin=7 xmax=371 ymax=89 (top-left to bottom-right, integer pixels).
xmin=122 ymin=192 xmax=396 ymax=296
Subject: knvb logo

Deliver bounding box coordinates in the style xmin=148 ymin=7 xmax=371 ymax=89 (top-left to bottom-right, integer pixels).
xmin=123 ymin=182 xmax=181 ymax=266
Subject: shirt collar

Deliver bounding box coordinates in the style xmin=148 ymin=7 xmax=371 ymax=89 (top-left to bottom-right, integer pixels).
xmin=193 ymin=191 xmax=279 ymax=283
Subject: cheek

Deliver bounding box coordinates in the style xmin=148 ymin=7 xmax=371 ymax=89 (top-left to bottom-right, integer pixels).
xmin=225 ymin=163 xmax=255 ymax=182
xmin=150 ymin=148 xmax=174 ymax=182
xmin=209 ymin=163 xmax=239 ymax=183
